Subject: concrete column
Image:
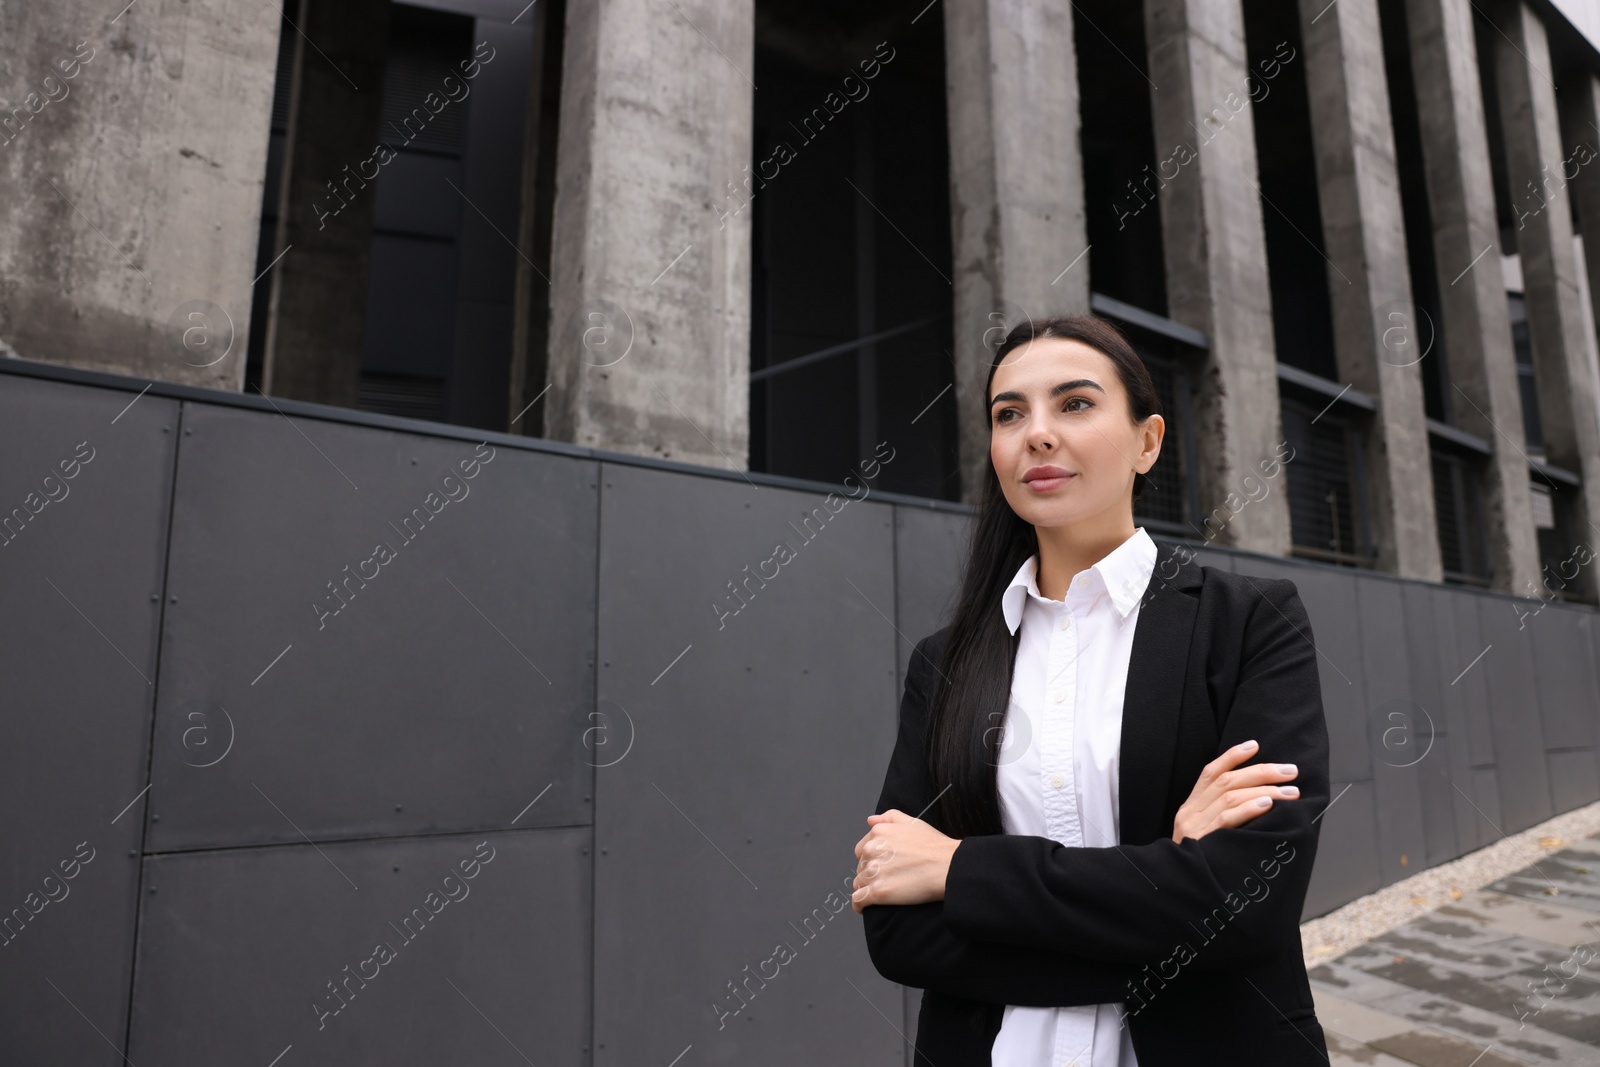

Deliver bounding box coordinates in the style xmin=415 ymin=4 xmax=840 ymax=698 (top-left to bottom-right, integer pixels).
xmin=1557 ymin=75 xmax=1600 ymax=487
xmin=1298 ymin=0 xmax=1442 ymax=580
xmin=1143 ymin=0 xmax=1291 ymax=556
xmin=1490 ymin=0 xmax=1600 ymax=600
xmin=543 ymin=0 xmax=753 ymax=466
xmin=261 ymin=0 xmax=391 ymax=407
xmin=942 ymin=0 xmax=1088 ymax=505
xmin=0 ymin=2 xmax=280 ymax=387
xmin=1402 ymin=0 xmax=1541 ymax=596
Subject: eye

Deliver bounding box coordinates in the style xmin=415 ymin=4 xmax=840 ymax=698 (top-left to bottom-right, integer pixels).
xmin=1064 ymin=396 xmax=1094 ymax=413
xmin=993 ymin=407 xmax=1018 ymax=424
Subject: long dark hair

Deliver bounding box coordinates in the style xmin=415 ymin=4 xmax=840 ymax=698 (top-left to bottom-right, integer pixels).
xmin=927 ymin=315 xmax=1163 ymax=839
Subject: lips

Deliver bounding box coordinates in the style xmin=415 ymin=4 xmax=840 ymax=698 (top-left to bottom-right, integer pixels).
xmin=1023 ymin=466 xmax=1074 ymax=491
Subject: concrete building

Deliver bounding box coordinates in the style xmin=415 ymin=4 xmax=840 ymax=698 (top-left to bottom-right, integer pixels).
xmin=4 ymin=0 xmax=1600 ymax=601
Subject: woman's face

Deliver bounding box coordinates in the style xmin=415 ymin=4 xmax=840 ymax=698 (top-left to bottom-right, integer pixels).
xmin=987 ymin=337 xmax=1163 ymax=529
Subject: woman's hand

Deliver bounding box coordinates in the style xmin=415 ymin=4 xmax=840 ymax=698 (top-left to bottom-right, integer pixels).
xmin=850 ymin=809 xmax=961 ymax=915
xmin=1171 ymin=738 xmax=1299 ymax=843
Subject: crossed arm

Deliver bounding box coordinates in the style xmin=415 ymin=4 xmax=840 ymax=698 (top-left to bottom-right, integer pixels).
xmin=857 ymin=580 xmax=1329 ymax=1005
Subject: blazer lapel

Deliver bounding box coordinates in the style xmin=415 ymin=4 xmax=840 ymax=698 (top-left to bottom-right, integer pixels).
xmin=1118 ymin=542 xmax=1202 ymax=846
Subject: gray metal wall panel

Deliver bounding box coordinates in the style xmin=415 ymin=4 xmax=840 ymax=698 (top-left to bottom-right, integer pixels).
xmin=1594 ymin=609 xmax=1600 ymax=761
xmin=1403 ymin=584 xmax=1459 ymax=867
xmin=1548 ymin=748 xmax=1600 ymax=811
xmin=127 ymin=828 xmax=588 ymax=1065
xmin=1302 ymin=779 xmax=1381 ymax=919
xmin=1440 ymin=590 xmax=1498 ymax=857
xmin=1477 ymin=595 xmax=1554 ymax=834
xmin=1425 ymin=585 xmax=1485 ymax=854
xmin=11 ymin=364 xmax=1600 ymax=1063
xmin=593 ymin=461 xmax=901 ymax=1066
xmin=149 ymin=403 xmax=597 ymax=849
xmin=1448 ymin=590 xmax=1497 ymax=769
xmin=0 ymin=376 xmax=176 ymax=1066
xmin=1358 ymin=579 xmax=1428 ymax=887
xmin=1530 ymin=604 xmax=1600 ymax=750
xmin=1231 ymin=557 xmax=1368 ymax=786
xmin=891 ymin=504 xmax=970 ymax=685
xmin=1416 ymin=727 xmax=1460 ymax=869
xmin=1467 ymin=766 xmax=1506 ymax=848
xmin=889 ymin=501 xmax=968 ymax=1065
xmin=1188 ymin=544 xmax=1236 ymax=571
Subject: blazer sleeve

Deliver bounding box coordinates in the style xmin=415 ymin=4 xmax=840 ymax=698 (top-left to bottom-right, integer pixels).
xmin=860 ymin=632 xmax=1142 ymax=1006
xmin=941 ymin=578 xmax=1329 ymax=970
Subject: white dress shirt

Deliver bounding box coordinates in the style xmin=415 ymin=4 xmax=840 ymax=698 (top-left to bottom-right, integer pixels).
xmin=988 ymin=527 xmax=1157 ymax=1067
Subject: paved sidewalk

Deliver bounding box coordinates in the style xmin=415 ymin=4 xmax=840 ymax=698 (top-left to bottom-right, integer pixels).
xmin=1308 ymin=832 xmax=1600 ymax=1065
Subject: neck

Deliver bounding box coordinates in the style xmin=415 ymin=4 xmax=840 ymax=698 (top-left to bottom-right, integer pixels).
xmin=1033 ymin=510 xmax=1137 ymax=601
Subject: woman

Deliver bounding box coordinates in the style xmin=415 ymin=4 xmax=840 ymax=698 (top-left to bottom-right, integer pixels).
xmin=852 ymin=316 xmax=1331 ymax=1065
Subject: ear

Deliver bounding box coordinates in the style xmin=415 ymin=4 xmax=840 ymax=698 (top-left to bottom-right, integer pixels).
xmin=1138 ymin=414 xmax=1165 ymax=472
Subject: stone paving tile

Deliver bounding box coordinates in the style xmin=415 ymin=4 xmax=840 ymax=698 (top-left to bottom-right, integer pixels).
xmin=1314 ymin=984 xmax=1561 ymax=1066
xmin=1319 ymin=942 xmax=1600 ymax=1044
xmin=1305 ymin=838 xmax=1600 ymax=1062
xmin=1488 ymin=847 xmax=1600 ymax=916
xmin=1365 ymin=1029 xmax=1534 ymax=1066
xmin=1308 ymin=966 xmax=1600 ymax=1064
xmin=1439 ymin=889 xmax=1600 ymax=950
xmin=1326 ymin=1030 xmax=1427 ymax=1066
xmin=1313 ymin=986 xmax=1425 ymax=1044
xmin=1351 ymin=916 xmax=1576 ymax=980
xmin=1301 ymin=836 xmax=1600 ymax=1064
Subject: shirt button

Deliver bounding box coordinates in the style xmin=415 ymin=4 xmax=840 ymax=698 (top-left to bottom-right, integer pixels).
xmin=1051 ymin=689 xmax=1066 ymax=703
xmin=1058 ymin=615 xmax=1069 ymax=630
xmin=1050 ymin=773 xmax=1065 ymax=789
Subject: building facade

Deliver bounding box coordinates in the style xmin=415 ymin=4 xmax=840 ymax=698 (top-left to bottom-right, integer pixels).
xmin=4 ymin=0 xmax=1600 ymax=602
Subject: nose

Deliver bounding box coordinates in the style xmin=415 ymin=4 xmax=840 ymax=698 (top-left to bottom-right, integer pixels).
xmin=1025 ymin=420 xmax=1056 ymax=450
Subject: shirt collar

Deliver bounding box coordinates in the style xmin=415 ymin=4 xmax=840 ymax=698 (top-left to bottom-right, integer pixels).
xmin=1000 ymin=527 xmax=1159 ymax=635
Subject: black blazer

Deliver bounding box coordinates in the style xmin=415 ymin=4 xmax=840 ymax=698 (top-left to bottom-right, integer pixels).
xmin=862 ymin=542 xmax=1332 ymax=1066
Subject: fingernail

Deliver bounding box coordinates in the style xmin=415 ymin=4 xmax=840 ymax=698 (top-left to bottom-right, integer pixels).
xmin=1278 ymin=763 xmax=1297 ymax=775
xmin=1239 ymin=740 xmax=1258 ymax=752
xmin=1280 ymin=786 xmax=1299 ymax=797
xmin=1255 ymin=797 xmax=1272 ymax=807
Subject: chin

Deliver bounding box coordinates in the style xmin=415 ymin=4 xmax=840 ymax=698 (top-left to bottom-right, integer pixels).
xmin=1009 ymin=496 xmax=1081 ymax=526
xmin=1033 ymin=507 xmax=1089 ymax=528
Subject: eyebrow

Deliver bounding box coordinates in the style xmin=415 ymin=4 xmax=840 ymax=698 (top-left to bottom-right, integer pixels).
xmin=989 ymin=379 xmax=1106 ymax=409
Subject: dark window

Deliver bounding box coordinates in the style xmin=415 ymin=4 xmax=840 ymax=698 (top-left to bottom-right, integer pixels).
xmin=247 ymin=2 xmax=556 ymax=432
xmin=1085 ymin=308 xmax=1203 ymax=536
xmin=1532 ymin=481 xmax=1587 ymax=601
xmin=244 ymin=0 xmax=302 ymax=397
xmin=1471 ymin=3 xmax=1519 ymax=253
xmin=1281 ymin=395 xmax=1371 ymax=567
xmin=1376 ymin=0 xmax=1449 ymax=423
xmin=1243 ymin=0 xmax=1338 ymax=381
xmin=749 ymin=1 xmax=954 ymax=496
xmin=1508 ymin=292 xmax=1543 ymax=450
xmin=357 ymin=4 xmax=475 ymax=424
xmin=1133 ymin=352 xmax=1190 ymax=531
xmin=1076 ymin=0 xmax=1165 ymax=314
xmin=1432 ymin=448 xmax=1490 ymax=584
